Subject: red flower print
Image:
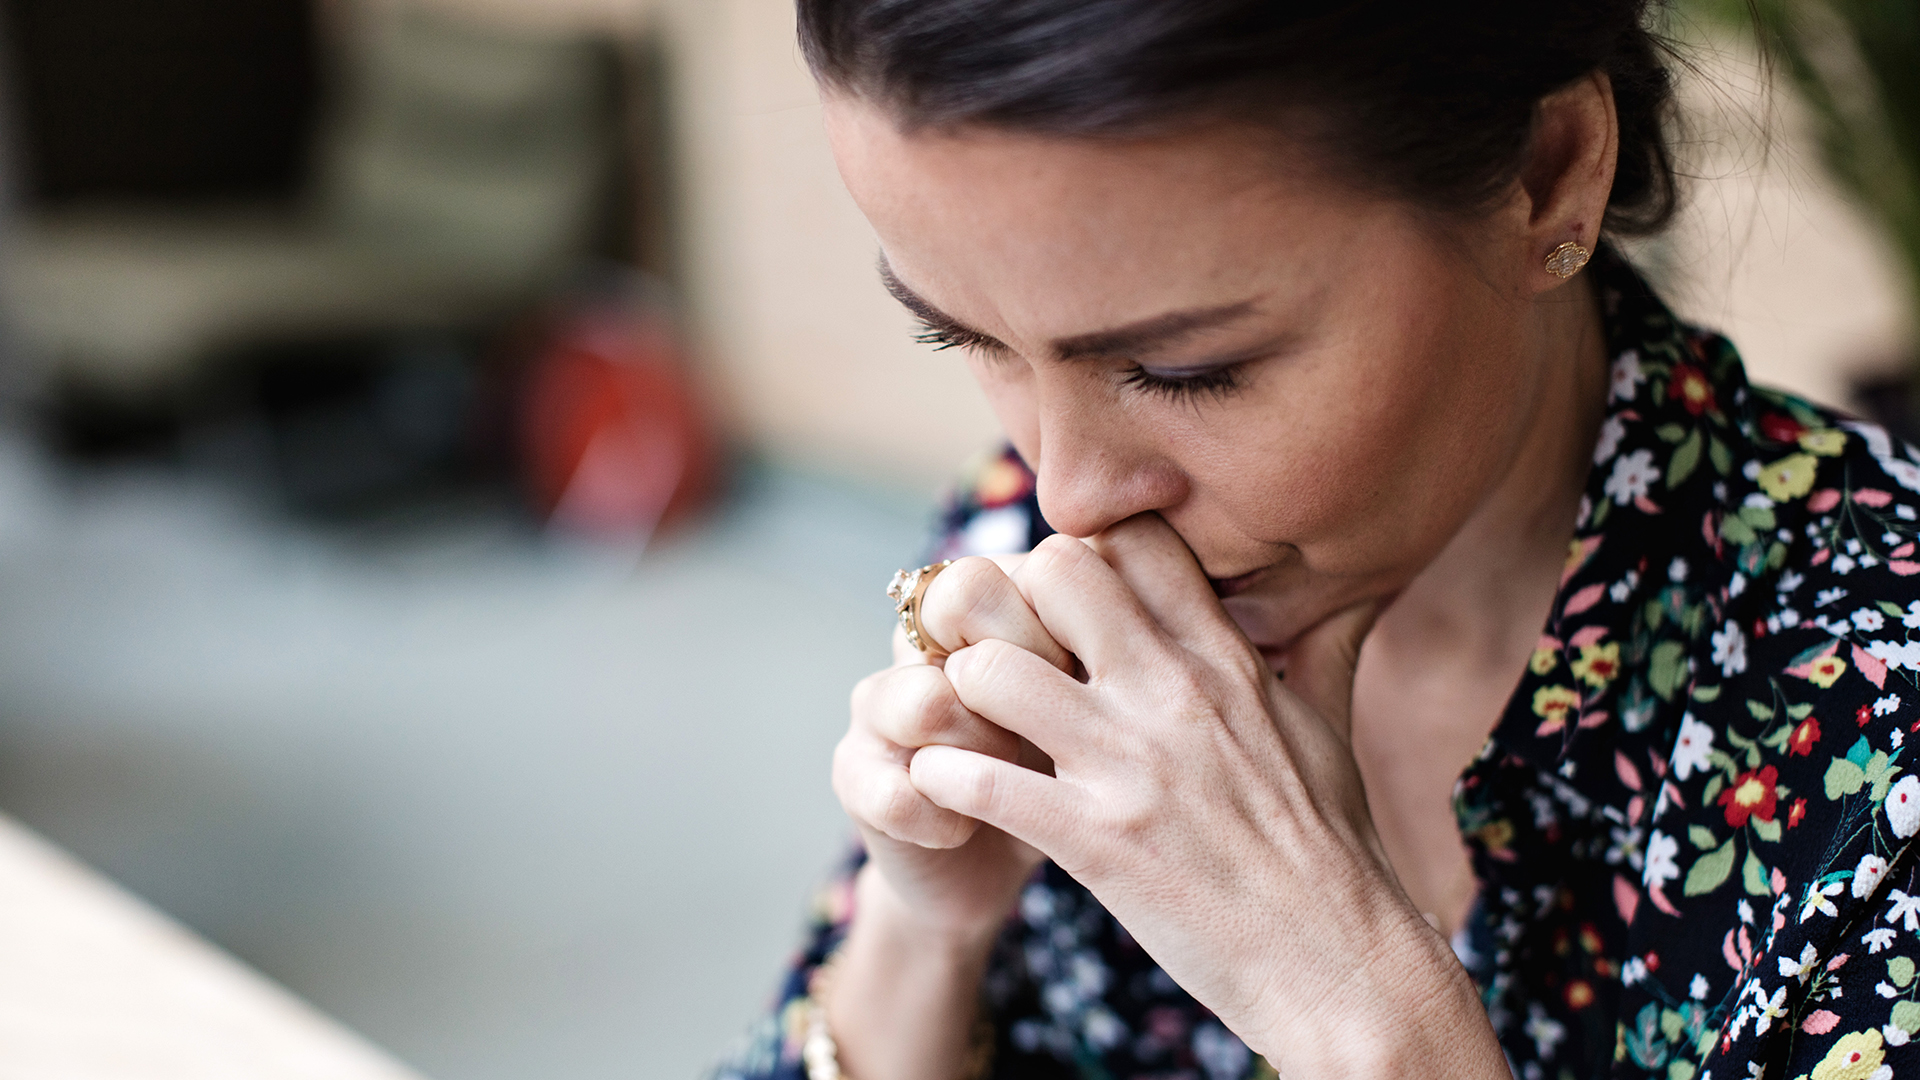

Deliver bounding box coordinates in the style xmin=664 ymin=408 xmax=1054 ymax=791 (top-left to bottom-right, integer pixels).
xmin=1759 ymin=412 xmax=1806 ymax=443
xmin=1788 ymin=796 xmax=1808 ymax=829
xmin=1717 ymin=765 xmax=1779 ymax=827
xmin=1671 ymin=363 xmax=1716 ymax=416
xmin=1859 ymin=703 xmax=1874 ymax=728
xmin=1788 ymin=717 xmax=1821 ymax=756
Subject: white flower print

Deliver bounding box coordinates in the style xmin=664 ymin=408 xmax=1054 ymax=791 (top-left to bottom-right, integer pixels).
xmin=1753 ymin=984 xmax=1789 ymax=1035
xmin=1865 ymin=927 xmax=1898 ymax=953
xmin=1622 ymin=957 xmax=1648 ymax=986
xmin=1869 ymin=641 xmax=1920 ymax=671
xmin=1856 ymin=853 xmax=1893 ymax=898
xmin=1673 ymin=713 xmax=1716 ymax=780
xmin=1905 ymin=600 xmax=1920 ymax=629
xmin=1604 ymin=449 xmax=1659 ymax=505
xmin=1878 ymin=693 xmax=1906 ymax=717
xmin=1855 ymin=607 xmax=1889 ymax=632
xmin=1712 ymin=621 xmax=1748 ymax=677
xmin=1689 ymin=973 xmax=1710 ymax=1000
xmin=1779 ymin=942 xmax=1819 ymax=982
xmin=1524 ymin=1004 xmax=1566 ymax=1059
xmin=1669 ymin=556 xmax=1689 ymax=582
xmin=1609 ymin=349 xmax=1644 ymax=402
xmin=1887 ymin=1022 xmax=1912 ymax=1047
xmin=1886 ymin=889 xmax=1920 ymax=931
xmin=1779 ymin=569 xmax=1805 ymax=594
xmin=1834 ymin=553 xmax=1858 ymax=575
xmin=1801 ymin=879 xmax=1844 ymax=922
xmin=1739 ymin=899 xmax=1755 ymax=924
xmin=1818 ymin=586 xmax=1849 ymax=607
xmin=1644 ymin=830 xmax=1680 ymax=889
xmin=1592 ymin=415 xmax=1627 ymax=465
xmin=1192 ymin=1023 xmax=1248 ymax=1080
xmin=1889 ymin=776 xmax=1920 ymax=838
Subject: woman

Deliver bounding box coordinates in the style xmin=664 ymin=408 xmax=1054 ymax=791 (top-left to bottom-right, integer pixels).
xmin=717 ymin=2 xmax=1920 ymax=1078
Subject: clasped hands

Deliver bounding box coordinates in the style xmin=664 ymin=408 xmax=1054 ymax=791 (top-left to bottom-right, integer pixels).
xmin=838 ymin=514 xmax=1504 ymax=1074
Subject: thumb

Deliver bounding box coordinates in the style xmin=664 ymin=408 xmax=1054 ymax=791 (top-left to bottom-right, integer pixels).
xmin=1277 ymin=599 xmax=1383 ymax=740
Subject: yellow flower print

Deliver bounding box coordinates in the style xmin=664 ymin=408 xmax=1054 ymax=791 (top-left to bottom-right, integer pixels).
xmin=1533 ymin=685 xmax=1580 ymax=734
xmin=1570 ymin=642 xmax=1621 ymax=689
xmin=1808 ymin=655 xmax=1847 ymax=688
xmin=1811 ymin=1028 xmax=1885 ymax=1080
xmin=1530 ymin=647 xmax=1559 ymax=675
xmin=1475 ymin=819 xmax=1514 ymax=853
xmin=1758 ymin=454 xmax=1819 ymax=501
xmin=1800 ymin=428 xmax=1848 ymax=457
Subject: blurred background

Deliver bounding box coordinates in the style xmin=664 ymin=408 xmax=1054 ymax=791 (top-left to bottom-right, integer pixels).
xmin=0 ymin=1 xmax=1908 ymax=1078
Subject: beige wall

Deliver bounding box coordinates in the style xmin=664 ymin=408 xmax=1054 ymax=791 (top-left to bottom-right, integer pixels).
xmin=651 ymin=0 xmax=1003 ymax=487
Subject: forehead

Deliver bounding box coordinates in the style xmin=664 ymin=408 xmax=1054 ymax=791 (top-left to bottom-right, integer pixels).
xmin=822 ymin=97 xmax=1390 ymax=340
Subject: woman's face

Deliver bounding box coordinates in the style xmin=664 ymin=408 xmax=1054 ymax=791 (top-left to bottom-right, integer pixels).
xmin=826 ymin=99 xmax=1558 ymax=658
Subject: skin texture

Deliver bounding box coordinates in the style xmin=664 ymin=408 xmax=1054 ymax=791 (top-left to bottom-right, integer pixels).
xmin=825 ymin=74 xmax=1619 ymax=1078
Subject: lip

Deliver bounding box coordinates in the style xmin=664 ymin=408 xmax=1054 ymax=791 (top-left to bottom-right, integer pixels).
xmin=1208 ymin=565 xmax=1272 ymax=598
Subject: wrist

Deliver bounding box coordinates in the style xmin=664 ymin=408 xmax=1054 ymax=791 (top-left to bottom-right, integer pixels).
xmin=854 ymin=863 xmax=1011 ymax=957
xmin=1251 ymin=900 xmax=1506 ymax=1077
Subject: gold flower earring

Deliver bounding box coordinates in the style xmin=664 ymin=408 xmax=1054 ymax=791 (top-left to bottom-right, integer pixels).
xmin=1545 ymin=241 xmax=1592 ymax=279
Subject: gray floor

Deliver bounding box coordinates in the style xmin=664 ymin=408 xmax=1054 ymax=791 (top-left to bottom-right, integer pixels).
xmin=0 ymin=434 xmax=933 ymax=1080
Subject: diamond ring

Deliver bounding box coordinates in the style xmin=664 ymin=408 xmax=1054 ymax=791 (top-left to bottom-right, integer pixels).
xmin=886 ymin=560 xmax=955 ymax=658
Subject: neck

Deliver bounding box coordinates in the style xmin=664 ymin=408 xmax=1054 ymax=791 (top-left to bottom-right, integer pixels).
xmin=1374 ymin=273 xmax=1612 ymax=682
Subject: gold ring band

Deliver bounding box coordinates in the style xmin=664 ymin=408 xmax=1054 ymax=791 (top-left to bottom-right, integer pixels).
xmin=886 ymin=561 xmax=954 ymax=658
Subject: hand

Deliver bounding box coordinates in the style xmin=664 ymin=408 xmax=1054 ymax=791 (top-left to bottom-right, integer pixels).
xmin=836 ymin=554 xmax=1072 ymax=941
xmin=906 ymin=517 xmax=1506 ymax=1075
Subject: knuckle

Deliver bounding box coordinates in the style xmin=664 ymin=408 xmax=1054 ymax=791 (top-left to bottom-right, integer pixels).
xmin=898 ymin=671 xmax=961 ymax=744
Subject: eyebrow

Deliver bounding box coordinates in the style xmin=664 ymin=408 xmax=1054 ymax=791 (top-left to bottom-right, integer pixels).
xmin=878 ymin=256 xmax=1258 ymax=361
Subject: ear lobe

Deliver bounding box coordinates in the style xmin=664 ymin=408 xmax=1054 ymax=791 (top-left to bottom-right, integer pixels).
xmin=1518 ymin=71 xmax=1620 ymax=276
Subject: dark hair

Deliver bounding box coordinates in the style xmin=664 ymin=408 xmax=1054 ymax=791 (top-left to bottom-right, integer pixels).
xmin=797 ymin=0 xmax=1680 ymax=236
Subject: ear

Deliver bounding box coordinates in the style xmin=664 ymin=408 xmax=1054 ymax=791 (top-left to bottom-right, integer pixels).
xmin=1517 ymin=71 xmax=1619 ymax=295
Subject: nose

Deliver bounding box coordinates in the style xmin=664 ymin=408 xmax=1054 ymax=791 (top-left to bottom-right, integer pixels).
xmin=1031 ymin=402 xmax=1188 ymax=538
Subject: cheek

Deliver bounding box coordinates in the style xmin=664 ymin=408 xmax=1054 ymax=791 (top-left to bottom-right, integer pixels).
xmin=1184 ymin=294 xmax=1532 ymax=573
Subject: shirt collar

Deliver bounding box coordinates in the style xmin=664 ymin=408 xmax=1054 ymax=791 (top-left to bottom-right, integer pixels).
xmin=1485 ymin=246 xmax=1744 ymax=787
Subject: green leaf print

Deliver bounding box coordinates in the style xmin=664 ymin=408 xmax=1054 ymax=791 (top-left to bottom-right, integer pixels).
xmin=1752 ymin=816 xmax=1783 ymax=843
xmin=1684 ymin=840 xmax=1738 ymax=896
xmin=1744 ymin=851 xmax=1771 ymax=894
xmin=1892 ymin=1000 xmax=1920 ymax=1034
xmin=1709 ymin=434 xmax=1732 ymax=476
xmin=1827 ymin=758 xmax=1868 ymax=799
xmin=1669 ymin=430 xmax=1702 ymax=488
xmin=1650 ymin=641 xmax=1690 ymax=700
xmin=1890 ymin=956 xmax=1916 ymax=989
xmin=1720 ymin=515 xmax=1757 ymax=546
xmin=1689 ymin=826 xmax=1720 ymax=850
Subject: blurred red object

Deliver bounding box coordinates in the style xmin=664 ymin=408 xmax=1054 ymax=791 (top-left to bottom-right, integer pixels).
xmin=520 ymin=310 xmax=717 ymax=542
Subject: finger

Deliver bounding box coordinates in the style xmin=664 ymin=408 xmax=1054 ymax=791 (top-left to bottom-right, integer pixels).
xmin=834 ymin=730 xmax=981 ymax=848
xmin=941 ymin=638 xmax=1088 ymax=757
xmin=919 ymin=556 xmax=1074 ymax=673
xmin=1082 ymin=513 xmax=1240 ymax=651
xmin=1011 ymin=533 xmax=1169 ymax=672
xmin=909 ymin=743 xmax=1081 ymax=856
xmin=858 ymin=663 xmax=1023 ymax=761
xmin=1276 ymin=599 xmax=1383 ymax=738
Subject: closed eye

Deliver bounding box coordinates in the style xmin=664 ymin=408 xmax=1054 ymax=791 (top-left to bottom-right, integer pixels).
xmin=1119 ymin=364 xmax=1246 ymax=402
xmin=912 ymin=317 xmax=1004 ymax=354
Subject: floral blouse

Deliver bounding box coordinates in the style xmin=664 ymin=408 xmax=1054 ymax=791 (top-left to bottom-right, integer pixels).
xmin=713 ymin=251 xmax=1920 ymax=1080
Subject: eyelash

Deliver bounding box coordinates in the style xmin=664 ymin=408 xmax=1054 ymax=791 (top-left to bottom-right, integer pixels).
xmin=913 ymin=318 xmax=1249 ymax=402
xmin=913 ymin=320 xmax=999 ymax=353
xmin=1119 ymin=364 xmax=1247 ymax=402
